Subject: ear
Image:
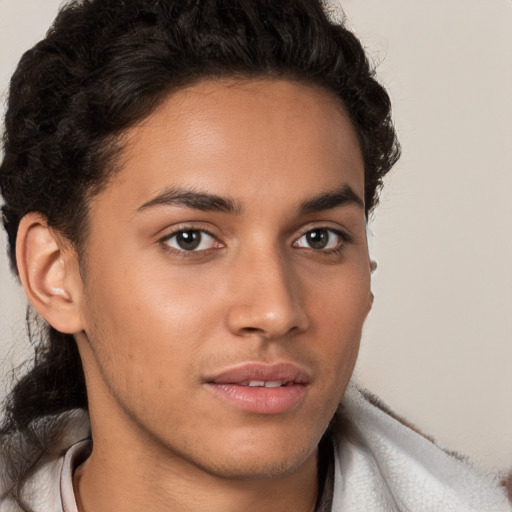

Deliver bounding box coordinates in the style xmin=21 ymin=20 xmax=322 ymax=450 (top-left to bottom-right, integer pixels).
xmin=365 ymin=260 xmax=376 ymax=314
xmin=16 ymin=213 xmax=85 ymax=334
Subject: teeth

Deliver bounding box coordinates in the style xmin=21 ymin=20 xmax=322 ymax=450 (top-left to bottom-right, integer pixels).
xmin=248 ymin=381 xmax=265 ymax=387
xmin=264 ymin=381 xmax=282 ymax=388
xmin=241 ymin=380 xmax=286 ymax=387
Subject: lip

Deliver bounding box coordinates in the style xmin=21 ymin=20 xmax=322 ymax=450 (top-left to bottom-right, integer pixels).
xmin=206 ymin=362 xmax=311 ymax=385
xmin=204 ymin=362 xmax=310 ymax=415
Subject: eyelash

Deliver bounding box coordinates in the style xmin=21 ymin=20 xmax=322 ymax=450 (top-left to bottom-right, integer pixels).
xmin=159 ymin=227 xmax=221 ymax=258
xmin=159 ymin=226 xmax=352 ymax=258
xmin=293 ymin=227 xmax=352 ymax=256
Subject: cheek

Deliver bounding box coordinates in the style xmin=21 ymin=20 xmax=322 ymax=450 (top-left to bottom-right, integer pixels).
xmin=80 ymin=252 xmax=241 ymax=400
xmin=305 ymin=260 xmax=372 ymax=330
xmin=79 ymin=259 xmax=213 ymax=390
xmin=305 ymin=264 xmax=371 ymax=378
xmin=84 ymin=249 xmax=213 ymax=331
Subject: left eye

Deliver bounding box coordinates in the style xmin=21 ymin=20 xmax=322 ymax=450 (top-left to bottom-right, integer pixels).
xmin=294 ymin=228 xmax=345 ymax=250
xmin=163 ymin=229 xmax=218 ymax=252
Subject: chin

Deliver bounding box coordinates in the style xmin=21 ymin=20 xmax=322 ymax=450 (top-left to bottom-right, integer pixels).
xmin=187 ymin=427 xmax=320 ymax=481
xmin=198 ymin=446 xmax=317 ymax=481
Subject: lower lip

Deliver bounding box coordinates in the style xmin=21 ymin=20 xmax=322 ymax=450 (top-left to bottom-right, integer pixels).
xmin=205 ymin=383 xmax=308 ymax=414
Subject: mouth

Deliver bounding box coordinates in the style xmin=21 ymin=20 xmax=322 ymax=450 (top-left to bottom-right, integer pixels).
xmin=237 ymin=380 xmax=294 ymax=388
xmin=204 ymin=362 xmax=310 ymax=415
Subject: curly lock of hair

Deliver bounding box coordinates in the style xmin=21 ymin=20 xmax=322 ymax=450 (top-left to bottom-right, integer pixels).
xmin=0 ymin=0 xmax=400 ymax=502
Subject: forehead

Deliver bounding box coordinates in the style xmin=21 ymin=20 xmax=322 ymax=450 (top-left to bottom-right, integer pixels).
xmin=96 ymin=79 xmax=365 ymax=214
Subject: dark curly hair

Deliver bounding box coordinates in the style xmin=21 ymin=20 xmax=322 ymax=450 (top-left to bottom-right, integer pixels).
xmin=0 ymin=0 xmax=400 ymax=503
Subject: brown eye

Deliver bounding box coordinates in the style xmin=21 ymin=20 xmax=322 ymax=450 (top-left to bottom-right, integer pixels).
xmin=163 ymin=230 xmax=217 ymax=252
xmin=294 ymin=228 xmax=345 ymax=250
xmin=305 ymin=229 xmax=330 ymax=249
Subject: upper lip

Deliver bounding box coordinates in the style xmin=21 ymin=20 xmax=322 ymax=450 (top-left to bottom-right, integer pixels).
xmin=205 ymin=362 xmax=311 ymax=385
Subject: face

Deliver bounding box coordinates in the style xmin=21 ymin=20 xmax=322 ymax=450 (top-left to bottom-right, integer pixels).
xmin=74 ymin=79 xmax=372 ymax=480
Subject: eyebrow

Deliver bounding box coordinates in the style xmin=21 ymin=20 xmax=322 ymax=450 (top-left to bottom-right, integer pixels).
xmin=299 ymin=185 xmax=364 ymax=213
xmin=138 ymin=188 xmax=241 ymax=214
xmin=137 ymin=184 xmax=364 ymax=215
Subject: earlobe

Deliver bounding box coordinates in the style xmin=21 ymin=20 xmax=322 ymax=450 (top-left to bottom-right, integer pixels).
xmin=16 ymin=213 xmax=84 ymax=334
xmin=365 ymin=290 xmax=375 ymax=317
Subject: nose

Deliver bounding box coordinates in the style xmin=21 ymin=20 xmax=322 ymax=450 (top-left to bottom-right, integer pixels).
xmin=225 ymin=248 xmax=309 ymax=340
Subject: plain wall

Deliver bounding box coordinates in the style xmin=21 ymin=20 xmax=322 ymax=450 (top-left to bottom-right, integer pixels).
xmin=0 ymin=0 xmax=511 ymax=471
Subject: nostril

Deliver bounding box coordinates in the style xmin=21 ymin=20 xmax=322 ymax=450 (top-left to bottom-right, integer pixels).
xmin=241 ymin=327 xmax=261 ymax=334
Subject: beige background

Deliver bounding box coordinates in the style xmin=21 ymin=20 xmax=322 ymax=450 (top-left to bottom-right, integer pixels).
xmin=1 ymin=0 xmax=511 ymax=471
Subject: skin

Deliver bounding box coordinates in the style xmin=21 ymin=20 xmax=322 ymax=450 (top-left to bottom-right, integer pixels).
xmin=23 ymin=79 xmax=373 ymax=511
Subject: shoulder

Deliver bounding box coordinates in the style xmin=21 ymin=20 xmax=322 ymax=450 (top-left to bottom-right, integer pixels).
xmin=330 ymin=383 xmax=511 ymax=512
xmin=0 ymin=409 xmax=89 ymax=512
xmin=1 ymin=455 xmax=64 ymax=512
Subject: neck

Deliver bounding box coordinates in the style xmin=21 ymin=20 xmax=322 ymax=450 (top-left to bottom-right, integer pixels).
xmin=73 ymin=405 xmax=319 ymax=512
xmin=74 ymin=438 xmax=319 ymax=512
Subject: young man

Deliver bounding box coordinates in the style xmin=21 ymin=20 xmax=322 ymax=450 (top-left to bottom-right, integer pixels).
xmin=0 ymin=1 xmax=509 ymax=511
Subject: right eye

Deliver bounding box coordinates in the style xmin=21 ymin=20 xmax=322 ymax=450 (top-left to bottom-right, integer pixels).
xmin=162 ymin=229 xmax=220 ymax=252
